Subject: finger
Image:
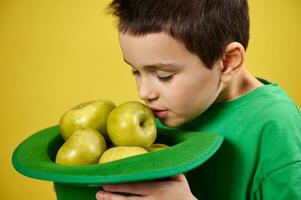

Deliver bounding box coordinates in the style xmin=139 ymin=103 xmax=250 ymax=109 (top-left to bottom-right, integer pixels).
xmin=96 ymin=191 xmax=142 ymax=200
xmin=103 ymin=181 xmax=161 ymax=196
xmin=96 ymin=191 xmax=126 ymax=200
xmin=102 ymin=174 xmax=187 ymax=196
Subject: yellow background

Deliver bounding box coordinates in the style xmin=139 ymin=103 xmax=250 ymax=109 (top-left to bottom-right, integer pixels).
xmin=0 ymin=0 xmax=300 ymax=199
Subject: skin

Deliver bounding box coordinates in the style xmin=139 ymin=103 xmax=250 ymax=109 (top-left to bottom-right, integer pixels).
xmin=96 ymin=32 xmax=262 ymax=200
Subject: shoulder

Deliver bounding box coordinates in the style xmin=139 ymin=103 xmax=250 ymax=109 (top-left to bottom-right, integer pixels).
xmin=259 ymin=85 xmax=301 ymax=132
xmin=251 ymin=83 xmax=301 ymax=124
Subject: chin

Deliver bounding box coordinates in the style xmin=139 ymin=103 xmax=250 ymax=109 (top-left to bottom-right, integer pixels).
xmin=159 ymin=118 xmax=184 ymax=128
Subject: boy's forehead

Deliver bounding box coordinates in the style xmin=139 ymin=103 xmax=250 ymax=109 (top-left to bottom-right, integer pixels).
xmin=118 ymin=32 xmax=200 ymax=68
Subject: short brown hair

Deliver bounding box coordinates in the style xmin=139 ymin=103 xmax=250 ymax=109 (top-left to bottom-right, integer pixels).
xmin=107 ymin=0 xmax=250 ymax=68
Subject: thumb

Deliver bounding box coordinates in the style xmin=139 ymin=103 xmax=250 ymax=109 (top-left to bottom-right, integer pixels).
xmin=169 ymin=173 xmax=187 ymax=182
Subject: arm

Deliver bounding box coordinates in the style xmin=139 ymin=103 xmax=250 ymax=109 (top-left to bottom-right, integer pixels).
xmin=96 ymin=174 xmax=197 ymax=200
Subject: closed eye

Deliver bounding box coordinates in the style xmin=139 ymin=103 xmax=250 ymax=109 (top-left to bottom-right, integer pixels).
xmin=131 ymin=69 xmax=173 ymax=82
xmin=156 ymin=75 xmax=173 ymax=82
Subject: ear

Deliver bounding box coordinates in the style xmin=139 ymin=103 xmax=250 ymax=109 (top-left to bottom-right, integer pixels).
xmin=220 ymin=42 xmax=245 ymax=84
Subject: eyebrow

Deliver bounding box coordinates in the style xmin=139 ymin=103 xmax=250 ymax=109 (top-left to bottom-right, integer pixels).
xmin=123 ymin=58 xmax=180 ymax=70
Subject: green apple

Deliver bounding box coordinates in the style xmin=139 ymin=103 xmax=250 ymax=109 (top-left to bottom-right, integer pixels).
xmin=55 ymin=129 xmax=107 ymax=166
xmin=145 ymin=143 xmax=169 ymax=152
xmin=59 ymin=100 xmax=116 ymax=140
xmin=99 ymin=146 xmax=147 ymax=164
xmin=107 ymin=101 xmax=157 ymax=148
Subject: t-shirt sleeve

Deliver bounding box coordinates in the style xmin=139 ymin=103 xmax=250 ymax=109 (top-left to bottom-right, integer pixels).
xmin=253 ymin=100 xmax=301 ymax=200
xmin=255 ymin=161 xmax=301 ymax=200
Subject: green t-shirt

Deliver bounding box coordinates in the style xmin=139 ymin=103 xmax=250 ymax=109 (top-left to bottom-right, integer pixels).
xmin=157 ymin=79 xmax=301 ymax=200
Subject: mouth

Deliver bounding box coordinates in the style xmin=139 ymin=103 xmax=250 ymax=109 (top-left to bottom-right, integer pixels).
xmin=148 ymin=107 xmax=169 ymax=119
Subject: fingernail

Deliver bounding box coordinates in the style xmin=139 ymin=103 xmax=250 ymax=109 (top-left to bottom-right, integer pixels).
xmin=96 ymin=191 xmax=103 ymax=199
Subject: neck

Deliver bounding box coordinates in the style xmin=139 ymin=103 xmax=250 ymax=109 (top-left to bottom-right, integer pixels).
xmin=215 ymin=65 xmax=263 ymax=103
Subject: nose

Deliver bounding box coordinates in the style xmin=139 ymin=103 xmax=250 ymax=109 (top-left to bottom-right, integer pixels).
xmin=137 ymin=78 xmax=158 ymax=101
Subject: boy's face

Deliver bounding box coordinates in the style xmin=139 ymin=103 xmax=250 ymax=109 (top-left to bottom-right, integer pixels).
xmin=118 ymin=32 xmax=223 ymax=127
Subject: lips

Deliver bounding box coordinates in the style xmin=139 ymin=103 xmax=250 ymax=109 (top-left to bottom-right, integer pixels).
xmin=148 ymin=106 xmax=168 ymax=119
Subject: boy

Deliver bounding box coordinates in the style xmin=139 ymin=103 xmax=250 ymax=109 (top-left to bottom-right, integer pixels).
xmin=96 ymin=0 xmax=301 ymax=199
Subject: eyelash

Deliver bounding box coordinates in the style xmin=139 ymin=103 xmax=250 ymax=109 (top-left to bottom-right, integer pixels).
xmin=131 ymin=71 xmax=173 ymax=82
xmin=131 ymin=71 xmax=139 ymax=76
xmin=156 ymin=75 xmax=173 ymax=82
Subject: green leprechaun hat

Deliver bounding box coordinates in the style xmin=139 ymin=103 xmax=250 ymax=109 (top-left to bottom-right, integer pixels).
xmin=12 ymin=125 xmax=223 ymax=200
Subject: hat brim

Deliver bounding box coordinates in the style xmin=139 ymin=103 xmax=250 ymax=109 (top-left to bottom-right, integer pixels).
xmin=12 ymin=125 xmax=223 ymax=185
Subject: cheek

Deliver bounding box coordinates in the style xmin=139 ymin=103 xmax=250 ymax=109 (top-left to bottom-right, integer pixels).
xmin=165 ymin=74 xmax=220 ymax=113
xmin=162 ymin=79 xmax=201 ymax=112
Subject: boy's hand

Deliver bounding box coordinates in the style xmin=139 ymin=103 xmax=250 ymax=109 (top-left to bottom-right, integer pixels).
xmin=96 ymin=174 xmax=197 ymax=200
